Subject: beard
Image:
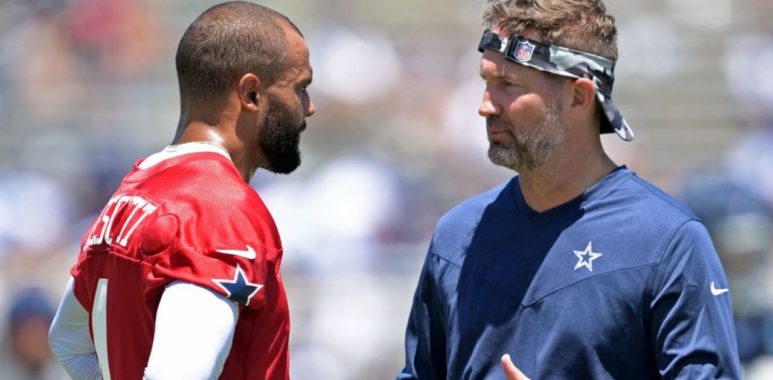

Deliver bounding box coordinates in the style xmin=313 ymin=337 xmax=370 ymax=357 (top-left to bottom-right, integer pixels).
xmin=487 ymin=100 xmax=566 ymax=173
xmin=260 ymin=97 xmax=306 ymax=174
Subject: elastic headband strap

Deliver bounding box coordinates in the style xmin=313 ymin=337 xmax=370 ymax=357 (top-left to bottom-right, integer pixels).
xmin=478 ymin=29 xmax=616 ymax=98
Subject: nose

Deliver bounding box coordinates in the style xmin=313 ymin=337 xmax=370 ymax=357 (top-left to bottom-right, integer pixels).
xmin=478 ymin=88 xmax=498 ymax=117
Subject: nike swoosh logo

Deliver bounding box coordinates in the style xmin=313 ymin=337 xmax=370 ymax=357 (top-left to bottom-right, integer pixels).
xmin=710 ymin=281 xmax=729 ymax=296
xmin=216 ymin=245 xmax=256 ymax=260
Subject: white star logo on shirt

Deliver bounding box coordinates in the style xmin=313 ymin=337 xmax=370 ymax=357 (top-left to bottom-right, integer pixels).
xmin=573 ymin=241 xmax=602 ymax=272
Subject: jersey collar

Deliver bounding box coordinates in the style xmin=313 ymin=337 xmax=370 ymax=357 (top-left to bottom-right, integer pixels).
xmin=139 ymin=142 xmax=232 ymax=169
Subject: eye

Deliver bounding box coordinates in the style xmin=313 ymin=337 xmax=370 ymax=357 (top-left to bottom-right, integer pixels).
xmin=503 ymin=80 xmax=521 ymax=88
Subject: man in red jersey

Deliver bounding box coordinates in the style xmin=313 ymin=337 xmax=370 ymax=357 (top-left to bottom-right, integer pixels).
xmin=48 ymin=2 xmax=315 ymax=379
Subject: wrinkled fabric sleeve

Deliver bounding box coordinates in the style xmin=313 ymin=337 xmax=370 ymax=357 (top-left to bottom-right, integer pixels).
xmin=398 ymin=243 xmax=447 ymax=380
xmin=650 ymin=220 xmax=742 ymax=379
xmin=49 ymin=277 xmax=103 ymax=380
xmin=144 ymin=281 xmax=238 ymax=380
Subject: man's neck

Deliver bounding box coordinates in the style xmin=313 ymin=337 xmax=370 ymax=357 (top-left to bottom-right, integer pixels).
xmin=517 ymin=144 xmax=616 ymax=213
xmin=173 ymin=118 xmax=255 ymax=184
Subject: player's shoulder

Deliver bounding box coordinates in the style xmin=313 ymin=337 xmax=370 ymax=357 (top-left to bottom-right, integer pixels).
xmin=137 ymin=153 xmax=272 ymax=233
xmin=161 ymin=153 xmax=261 ymax=208
xmin=175 ymin=153 xmax=246 ymax=189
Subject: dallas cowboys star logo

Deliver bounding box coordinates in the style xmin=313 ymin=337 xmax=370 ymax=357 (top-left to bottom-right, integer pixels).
xmin=212 ymin=264 xmax=263 ymax=306
xmin=573 ymin=241 xmax=603 ymax=272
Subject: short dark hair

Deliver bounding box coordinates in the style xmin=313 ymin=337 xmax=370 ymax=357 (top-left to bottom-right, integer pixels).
xmin=175 ymin=1 xmax=301 ymax=104
xmin=483 ymin=0 xmax=618 ymax=62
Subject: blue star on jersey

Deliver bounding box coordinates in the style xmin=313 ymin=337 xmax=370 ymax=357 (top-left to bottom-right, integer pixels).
xmin=573 ymin=241 xmax=603 ymax=272
xmin=212 ymin=264 xmax=263 ymax=305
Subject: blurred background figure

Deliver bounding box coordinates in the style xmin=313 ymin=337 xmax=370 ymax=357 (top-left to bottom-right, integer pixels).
xmin=1 ymin=0 xmax=773 ymax=378
xmin=0 ymin=288 xmax=65 ymax=380
xmin=715 ymin=13 xmax=773 ymax=378
xmin=723 ymin=32 xmax=773 ymax=211
xmin=679 ymin=172 xmax=773 ymax=378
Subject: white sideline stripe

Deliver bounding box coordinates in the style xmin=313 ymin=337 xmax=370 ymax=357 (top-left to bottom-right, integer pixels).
xmin=93 ymin=279 xmax=112 ymax=380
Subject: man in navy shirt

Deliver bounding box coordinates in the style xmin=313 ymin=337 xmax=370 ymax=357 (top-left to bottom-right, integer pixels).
xmin=398 ymin=0 xmax=741 ymax=379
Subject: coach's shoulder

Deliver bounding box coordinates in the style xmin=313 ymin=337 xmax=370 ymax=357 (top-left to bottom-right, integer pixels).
xmin=439 ymin=178 xmax=512 ymax=230
xmin=622 ymin=172 xmax=698 ymax=224
xmin=431 ymin=178 xmax=513 ymax=253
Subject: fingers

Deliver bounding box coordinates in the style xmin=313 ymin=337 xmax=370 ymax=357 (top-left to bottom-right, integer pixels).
xmin=501 ymin=354 xmax=530 ymax=380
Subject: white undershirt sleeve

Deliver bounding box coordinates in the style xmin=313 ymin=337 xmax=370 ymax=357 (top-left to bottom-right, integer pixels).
xmin=48 ymin=276 xmax=103 ymax=380
xmin=143 ymin=281 xmax=239 ymax=380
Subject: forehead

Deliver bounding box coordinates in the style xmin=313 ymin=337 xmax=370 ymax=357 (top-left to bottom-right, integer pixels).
xmin=479 ymin=27 xmax=545 ymax=80
xmin=275 ymin=25 xmax=312 ymax=84
xmin=285 ymin=27 xmax=309 ymax=64
xmin=479 ymin=49 xmax=529 ymax=79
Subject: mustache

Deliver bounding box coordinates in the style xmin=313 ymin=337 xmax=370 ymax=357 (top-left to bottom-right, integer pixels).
xmin=486 ymin=116 xmax=510 ymax=129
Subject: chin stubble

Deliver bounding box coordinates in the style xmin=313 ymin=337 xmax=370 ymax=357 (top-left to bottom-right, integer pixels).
xmin=488 ymin=101 xmax=565 ymax=173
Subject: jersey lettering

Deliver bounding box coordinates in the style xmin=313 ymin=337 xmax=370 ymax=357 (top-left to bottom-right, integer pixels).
xmin=86 ymin=195 xmax=158 ymax=249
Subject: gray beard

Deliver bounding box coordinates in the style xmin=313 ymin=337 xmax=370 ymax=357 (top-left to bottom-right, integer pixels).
xmin=488 ymin=102 xmax=566 ymax=173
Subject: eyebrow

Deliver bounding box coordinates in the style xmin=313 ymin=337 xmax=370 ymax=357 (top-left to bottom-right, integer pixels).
xmin=480 ymin=70 xmax=516 ymax=82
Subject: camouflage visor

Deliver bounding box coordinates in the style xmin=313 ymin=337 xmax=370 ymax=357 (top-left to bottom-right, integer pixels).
xmin=478 ymin=29 xmax=634 ymax=141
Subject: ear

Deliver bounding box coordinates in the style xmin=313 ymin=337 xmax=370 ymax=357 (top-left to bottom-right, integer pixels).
xmin=570 ymin=78 xmax=597 ymax=114
xmin=238 ymin=73 xmax=262 ymax=112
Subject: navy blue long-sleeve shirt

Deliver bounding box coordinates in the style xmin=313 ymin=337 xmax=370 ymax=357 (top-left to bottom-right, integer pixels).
xmin=399 ymin=167 xmax=741 ymax=379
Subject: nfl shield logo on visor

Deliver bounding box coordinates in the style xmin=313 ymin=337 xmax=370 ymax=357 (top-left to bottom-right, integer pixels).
xmin=514 ymin=40 xmax=535 ymax=62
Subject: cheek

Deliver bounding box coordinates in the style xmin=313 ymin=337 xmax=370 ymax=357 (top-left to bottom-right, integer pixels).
xmin=300 ymin=91 xmax=310 ymax=108
xmin=280 ymin=94 xmax=305 ymax=121
xmin=295 ymin=98 xmax=306 ymax=119
xmin=504 ymin=93 xmax=549 ymax=125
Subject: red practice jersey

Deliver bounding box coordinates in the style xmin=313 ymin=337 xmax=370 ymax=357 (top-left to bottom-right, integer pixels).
xmin=71 ymin=147 xmax=289 ymax=380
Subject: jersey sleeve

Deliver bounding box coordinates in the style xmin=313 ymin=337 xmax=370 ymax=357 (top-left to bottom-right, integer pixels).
xmin=49 ymin=277 xmax=102 ymax=380
xmin=399 ymin=241 xmax=448 ymax=380
xmin=144 ymin=281 xmax=238 ymax=379
xmin=142 ymin=196 xmax=276 ymax=311
xmin=649 ymin=220 xmax=742 ymax=379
